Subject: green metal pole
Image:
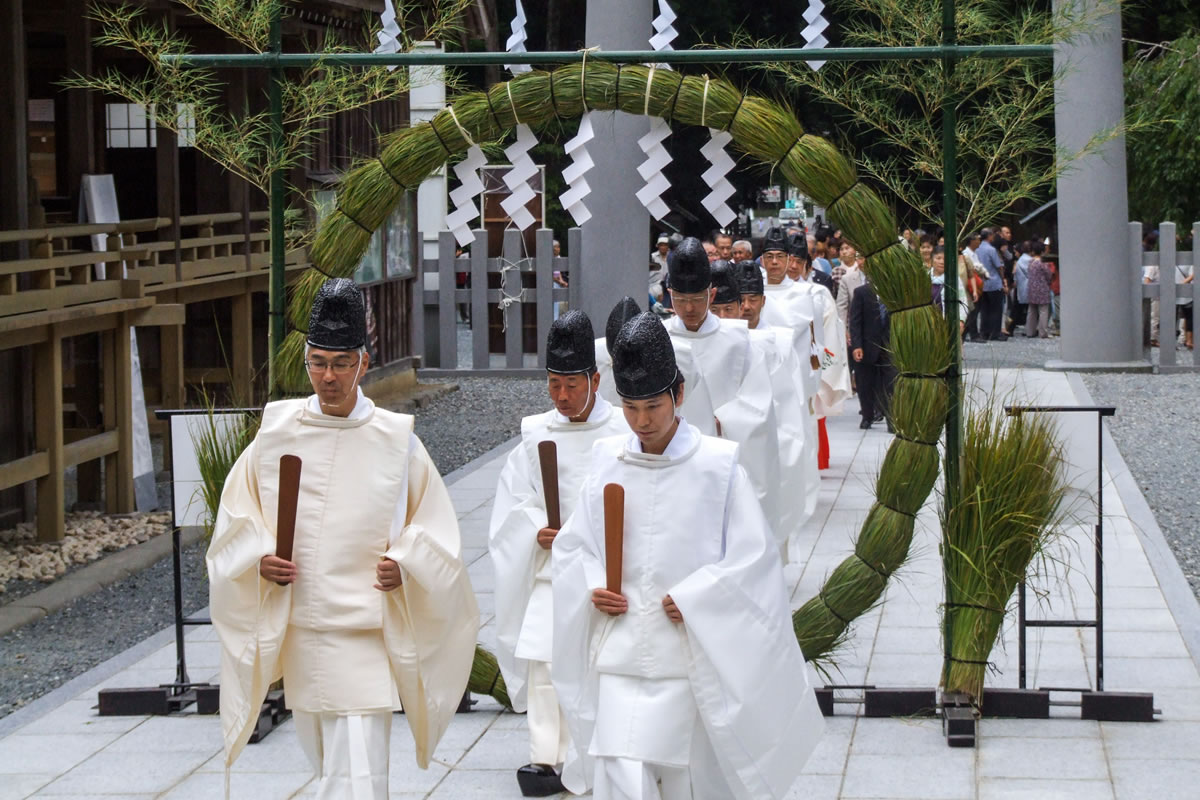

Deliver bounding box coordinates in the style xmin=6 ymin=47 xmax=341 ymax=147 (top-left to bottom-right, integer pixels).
xmin=941 ymin=0 xmax=961 ymax=690
xmin=267 ymin=6 xmax=285 ymax=398
xmin=163 ymin=44 xmax=1054 ymax=70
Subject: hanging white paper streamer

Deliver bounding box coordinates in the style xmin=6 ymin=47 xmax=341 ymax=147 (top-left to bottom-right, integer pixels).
xmin=501 ymin=124 xmax=538 ymax=230
xmin=445 ymin=144 xmax=488 ymax=246
xmin=701 ymin=128 xmax=737 ymax=228
xmin=560 ymin=113 xmax=595 ymax=226
xmin=649 ymin=0 xmax=678 ymax=63
xmin=636 ymin=118 xmax=673 ymax=220
xmin=505 ymin=0 xmax=532 ymax=75
xmin=634 ymin=2 xmax=678 ymax=221
xmin=801 ymin=0 xmax=830 ymax=70
xmin=373 ymin=0 xmax=401 ymax=71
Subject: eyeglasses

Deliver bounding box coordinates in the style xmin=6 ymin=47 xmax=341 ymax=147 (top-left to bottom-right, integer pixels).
xmin=304 ymin=357 xmax=361 ymax=375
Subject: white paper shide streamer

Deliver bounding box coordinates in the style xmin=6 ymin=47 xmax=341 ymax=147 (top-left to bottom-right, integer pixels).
xmin=635 ymin=1 xmax=678 ymax=221
xmin=445 ymin=143 xmax=488 ymax=247
xmin=801 ymin=0 xmax=831 ymax=70
xmin=560 ymin=114 xmax=595 ymax=226
xmin=373 ymin=0 xmax=401 ymax=71
xmin=505 ymin=0 xmax=532 ymax=75
xmin=649 ymin=0 xmax=678 ymax=64
xmin=701 ymin=128 xmax=737 ymax=228
xmin=501 ymin=124 xmax=538 ymax=230
xmin=637 ymin=118 xmax=673 ymax=221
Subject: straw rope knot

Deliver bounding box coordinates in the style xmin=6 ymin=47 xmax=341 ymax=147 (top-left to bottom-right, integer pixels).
xmin=945 ymin=602 xmax=1006 ymax=616
xmin=894 ymin=431 xmax=941 ymax=448
xmin=613 ymin=64 xmax=623 ymax=108
xmin=724 ymin=91 xmax=747 ymax=132
xmin=827 ymin=179 xmax=862 ymax=211
xmin=877 ymin=500 xmax=917 ymax=519
xmin=864 ymin=239 xmax=903 ymax=260
xmin=338 ymin=207 xmax=374 ymax=236
xmin=376 ymin=157 xmax=408 ymax=191
xmin=818 ymin=590 xmax=852 ymax=626
xmin=579 ymin=46 xmax=600 ymax=113
xmin=446 ymin=106 xmax=475 ymax=148
xmin=484 ymin=89 xmax=505 ymax=132
xmin=506 ymin=81 xmax=523 ymax=126
xmin=430 ymin=116 xmax=455 ymax=157
xmin=854 ymin=553 xmax=890 ymax=580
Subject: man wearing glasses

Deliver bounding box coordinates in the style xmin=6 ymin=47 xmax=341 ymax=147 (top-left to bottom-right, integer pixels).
xmin=207 ymin=278 xmax=479 ymax=799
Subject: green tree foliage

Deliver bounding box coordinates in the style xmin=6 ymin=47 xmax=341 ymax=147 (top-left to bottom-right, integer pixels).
xmin=1125 ymin=35 xmax=1200 ymax=227
xmin=737 ymin=0 xmax=1118 ymax=242
xmin=63 ymin=0 xmax=469 ymax=196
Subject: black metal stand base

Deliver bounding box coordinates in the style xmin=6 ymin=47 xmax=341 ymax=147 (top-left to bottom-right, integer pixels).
xmin=99 ymin=684 xmax=206 ymax=716
xmin=248 ymin=689 xmax=290 ymax=744
xmin=817 ymin=684 xmax=1158 ymax=748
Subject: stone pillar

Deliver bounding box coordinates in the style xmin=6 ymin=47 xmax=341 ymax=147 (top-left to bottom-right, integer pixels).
xmin=1048 ymin=0 xmax=1147 ymax=370
xmin=579 ymin=0 xmax=652 ymax=326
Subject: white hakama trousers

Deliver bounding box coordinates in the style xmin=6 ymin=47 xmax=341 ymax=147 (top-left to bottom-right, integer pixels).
xmin=527 ymin=659 xmax=570 ymax=766
xmin=590 ymin=675 xmax=731 ymax=800
xmin=294 ymin=710 xmax=391 ymax=800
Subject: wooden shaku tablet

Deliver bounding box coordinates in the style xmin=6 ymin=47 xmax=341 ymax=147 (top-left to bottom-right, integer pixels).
xmin=274 ymin=454 xmax=302 ymax=585
xmin=603 ymin=483 xmax=625 ymax=595
xmin=537 ymin=440 xmax=561 ymax=530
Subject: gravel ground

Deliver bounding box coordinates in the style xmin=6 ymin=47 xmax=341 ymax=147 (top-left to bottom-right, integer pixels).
xmin=1083 ymin=373 xmax=1200 ymax=600
xmin=0 ymin=376 xmax=548 ymax=720
xmin=962 ymin=332 xmax=1062 ymax=370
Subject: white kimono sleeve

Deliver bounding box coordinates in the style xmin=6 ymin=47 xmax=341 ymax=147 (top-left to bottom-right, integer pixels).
xmin=713 ymin=344 xmax=781 ymax=525
xmin=549 ymin=478 xmax=609 ymax=795
xmin=487 ymin=443 xmax=546 ymax=713
xmin=669 ymin=468 xmax=825 ymax=799
xmin=381 ymin=437 xmax=481 ymax=768
xmin=206 ymin=439 xmax=292 ymax=767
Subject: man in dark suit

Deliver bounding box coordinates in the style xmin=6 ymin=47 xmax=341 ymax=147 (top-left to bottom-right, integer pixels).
xmin=849 ymin=279 xmax=896 ymax=431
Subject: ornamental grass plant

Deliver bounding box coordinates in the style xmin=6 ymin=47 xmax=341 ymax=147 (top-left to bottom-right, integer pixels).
xmin=941 ymin=403 xmax=1068 ymax=700
xmin=296 ymin=64 xmax=953 ymax=670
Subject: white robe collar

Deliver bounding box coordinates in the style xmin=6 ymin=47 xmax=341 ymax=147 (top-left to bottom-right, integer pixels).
xmin=303 ymin=387 xmax=375 ymax=429
xmin=765 ymin=276 xmax=795 ymax=290
xmin=666 ymin=312 xmax=720 ymax=338
xmin=619 ymin=418 xmax=701 ymax=468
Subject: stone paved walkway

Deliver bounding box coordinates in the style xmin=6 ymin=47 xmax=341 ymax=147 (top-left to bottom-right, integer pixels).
xmin=1 ymin=368 xmax=1198 ymax=799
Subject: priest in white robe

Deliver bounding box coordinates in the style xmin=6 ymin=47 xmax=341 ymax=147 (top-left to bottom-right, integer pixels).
xmin=787 ymin=232 xmax=852 ymax=471
xmin=709 ymin=261 xmax=815 ymax=551
xmin=489 ymin=310 xmax=630 ymax=797
xmin=207 ymin=278 xmax=479 ymax=799
xmin=552 ymin=312 xmax=824 ymax=799
xmin=662 ymin=237 xmax=782 ymax=526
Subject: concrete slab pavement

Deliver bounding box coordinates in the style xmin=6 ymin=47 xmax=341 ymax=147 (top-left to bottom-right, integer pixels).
xmin=1 ymin=368 xmax=1198 ymax=799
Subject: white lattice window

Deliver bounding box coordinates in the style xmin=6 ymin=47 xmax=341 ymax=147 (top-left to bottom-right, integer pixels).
xmin=105 ymin=103 xmax=196 ymax=148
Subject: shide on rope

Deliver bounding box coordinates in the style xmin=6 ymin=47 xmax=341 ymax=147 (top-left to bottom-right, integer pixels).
xmin=295 ymin=61 xmax=953 ymax=675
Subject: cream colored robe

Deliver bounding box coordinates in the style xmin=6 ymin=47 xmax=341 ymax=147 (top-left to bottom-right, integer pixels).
xmin=207 ymin=393 xmax=479 ymax=770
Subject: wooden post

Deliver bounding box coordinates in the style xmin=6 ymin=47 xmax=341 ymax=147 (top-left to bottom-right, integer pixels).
xmin=101 ymin=329 xmax=118 ymax=508
xmin=231 ymin=289 xmax=254 ymax=402
xmin=75 ymin=333 xmax=103 ymax=504
xmin=503 ymin=229 xmax=523 ymax=369
xmin=65 ymin=7 xmax=95 ymax=203
xmin=34 ymin=331 xmax=64 ymax=543
xmin=470 ymin=228 xmax=488 ymax=368
xmin=535 ymin=228 xmax=554 ymax=368
xmin=436 ymin=230 xmax=456 ymax=369
xmin=0 ymin=0 xmax=29 ymax=254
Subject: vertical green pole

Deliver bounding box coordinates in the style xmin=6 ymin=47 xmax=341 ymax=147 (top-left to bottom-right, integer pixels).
xmin=267 ymin=3 xmax=285 ymax=398
xmin=941 ymin=0 xmax=960 ymax=690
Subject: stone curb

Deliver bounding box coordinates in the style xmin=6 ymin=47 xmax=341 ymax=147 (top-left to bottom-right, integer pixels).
xmin=1067 ymin=372 xmax=1200 ymax=670
xmin=0 ymin=526 xmax=207 ymax=638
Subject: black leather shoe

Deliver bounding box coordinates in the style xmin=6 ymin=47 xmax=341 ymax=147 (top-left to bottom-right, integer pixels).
xmin=859 ymin=418 xmax=872 ymax=430
xmin=517 ymin=764 xmax=565 ymax=797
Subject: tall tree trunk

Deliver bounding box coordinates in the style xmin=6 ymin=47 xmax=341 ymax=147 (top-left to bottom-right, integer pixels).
xmin=474 ymin=0 xmax=501 ymax=87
